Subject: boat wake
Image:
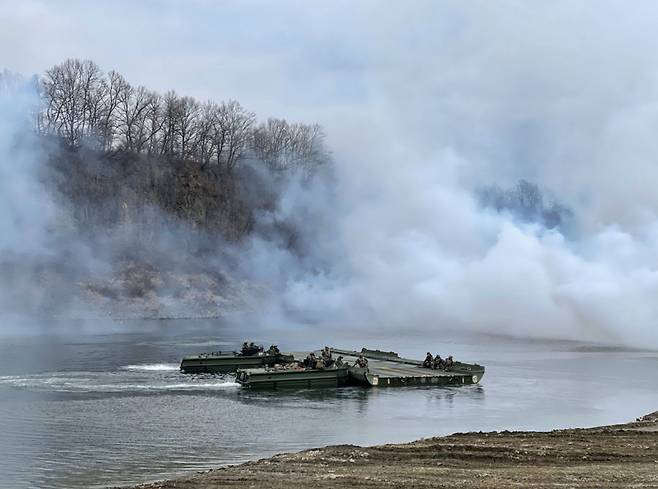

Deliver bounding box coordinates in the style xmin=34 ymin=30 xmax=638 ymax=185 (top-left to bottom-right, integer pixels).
xmin=0 ymin=369 xmax=238 ymax=393
xmin=121 ymin=363 xmax=180 ymax=371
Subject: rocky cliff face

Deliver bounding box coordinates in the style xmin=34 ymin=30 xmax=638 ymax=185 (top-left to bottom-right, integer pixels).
xmin=1 ymin=141 xmax=290 ymax=320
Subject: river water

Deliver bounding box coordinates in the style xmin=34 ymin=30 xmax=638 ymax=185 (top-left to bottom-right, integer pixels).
xmin=1 ymin=322 xmax=658 ymax=488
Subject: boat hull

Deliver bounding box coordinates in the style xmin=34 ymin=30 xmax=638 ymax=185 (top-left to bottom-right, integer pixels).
xmin=335 ymin=349 xmax=486 ymax=388
xmin=180 ymin=353 xmax=294 ymax=374
xmin=349 ymin=364 xmax=485 ymax=387
xmin=236 ymin=367 xmax=350 ymax=389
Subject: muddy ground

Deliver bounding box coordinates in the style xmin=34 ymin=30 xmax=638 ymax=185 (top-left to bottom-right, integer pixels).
xmin=120 ymin=412 xmax=658 ymax=489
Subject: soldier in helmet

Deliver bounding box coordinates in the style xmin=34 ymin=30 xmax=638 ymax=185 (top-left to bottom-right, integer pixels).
xmin=321 ymin=346 xmax=334 ymax=367
xmin=241 ymin=342 xmax=250 ymax=355
xmin=422 ymin=352 xmax=433 ymax=369
xmin=354 ymin=354 xmax=368 ymax=368
xmin=303 ymin=352 xmax=317 ymax=369
xmin=444 ymin=355 xmax=454 ymax=371
xmin=433 ymin=354 xmax=445 ymax=370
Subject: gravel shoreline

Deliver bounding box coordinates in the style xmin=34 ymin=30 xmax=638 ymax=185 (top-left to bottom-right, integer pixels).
xmin=117 ymin=412 xmax=658 ymax=489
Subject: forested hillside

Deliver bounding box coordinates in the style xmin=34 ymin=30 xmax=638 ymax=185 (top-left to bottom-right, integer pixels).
xmin=38 ymin=59 xmax=327 ymax=174
xmin=1 ymin=60 xmax=331 ymax=319
xmin=35 ymin=58 xmax=329 ymax=241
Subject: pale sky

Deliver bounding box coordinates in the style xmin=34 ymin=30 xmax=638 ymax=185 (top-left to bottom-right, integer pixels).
xmin=4 ymin=0 xmax=658 ymax=225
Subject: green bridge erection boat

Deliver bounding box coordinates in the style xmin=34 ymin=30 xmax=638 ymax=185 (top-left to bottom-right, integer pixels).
xmin=180 ymin=344 xmax=294 ymax=374
xmin=236 ymin=365 xmax=350 ymax=389
xmin=235 ymin=347 xmax=485 ymax=389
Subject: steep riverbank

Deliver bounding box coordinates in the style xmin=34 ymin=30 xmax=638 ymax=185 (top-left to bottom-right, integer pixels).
xmin=119 ymin=412 xmax=658 ymax=488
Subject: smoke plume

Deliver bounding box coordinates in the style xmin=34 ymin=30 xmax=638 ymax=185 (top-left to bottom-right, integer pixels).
xmin=4 ymin=3 xmax=658 ymax=349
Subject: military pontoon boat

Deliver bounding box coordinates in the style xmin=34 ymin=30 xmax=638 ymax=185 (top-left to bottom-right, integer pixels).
xmin=235 ymin=364 xmax=349 ymax=389
xmin=235 ymin=347 xmax=485 ymax=389
xmin=180 ymin=345 xmax=294 ymax=374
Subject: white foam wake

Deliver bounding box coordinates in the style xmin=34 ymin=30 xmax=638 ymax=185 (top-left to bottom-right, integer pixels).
xmin=0 ymin=372 xmax=239 ymax=392
xmin=121 ymin=363 xmax=180 ymax=371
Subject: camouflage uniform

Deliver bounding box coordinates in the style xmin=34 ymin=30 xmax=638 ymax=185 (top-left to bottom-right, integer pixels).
xmin=355 ymin=355 xmax=369 ymax=368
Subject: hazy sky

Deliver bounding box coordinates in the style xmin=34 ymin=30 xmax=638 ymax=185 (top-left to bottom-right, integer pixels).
xmin=5 ymin=0 xmax=658 ymax=224
xmin=1 ymin=1 xmax=382 ymax=119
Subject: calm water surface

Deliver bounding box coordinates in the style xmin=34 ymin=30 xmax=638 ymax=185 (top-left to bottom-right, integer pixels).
xmin=1 ymin=323 xmax=658 ymax=488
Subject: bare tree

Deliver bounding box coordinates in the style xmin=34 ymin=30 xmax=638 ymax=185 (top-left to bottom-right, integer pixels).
xmin=252 ymin=118 xmax=327 ymax=173
xmin=42 ymin=59 xmax=106 ymax=147
xmin=116 ymin=80 xmax=153 ymax=152
xmin=160 ymin=90 xmax=179 ymax=157
xmin=287 ymin=122 xmax=327 ymax=172
xmin=143 ymin=92 xmax=165 ymax=156
xmin=96 ymin=71 xmax=124 ymax=150
xmin=176 ymin=96 xmax=200 ymax=159
xmin=217 ymin=100 xmax=255 ymax=171
xmin=252 ymin=118 xmax=290 ymax=170
xmin=194 ymin=101 xmax=218 ymax=167
xmin=37 ymin=58 xmax=329 ymax=175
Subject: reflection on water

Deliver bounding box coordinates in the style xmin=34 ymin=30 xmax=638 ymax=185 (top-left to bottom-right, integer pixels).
xmin=0 ymin=330 xmax=657 ymax=488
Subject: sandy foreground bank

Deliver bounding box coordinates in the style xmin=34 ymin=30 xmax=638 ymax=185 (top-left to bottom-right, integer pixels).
xmin=119 ymin=412 xmax=658 ymax=489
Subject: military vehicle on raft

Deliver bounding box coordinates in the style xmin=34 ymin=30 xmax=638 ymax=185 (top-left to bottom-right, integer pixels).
xmin=235 ymin=347 xmax=485 ymax=389
xmin=179 ymin=343 xmax=294 ymax=374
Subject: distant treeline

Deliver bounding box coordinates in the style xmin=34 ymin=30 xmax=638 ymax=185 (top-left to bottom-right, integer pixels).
xmin=35 ymin=59 xmax=328 ymax=174
xmin=478 ymin=180 xmax=572 ymax=230
xmin=0 ymin=60 xmax=333 ymax=242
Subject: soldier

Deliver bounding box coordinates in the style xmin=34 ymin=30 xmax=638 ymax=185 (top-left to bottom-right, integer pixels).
xmin=321 ymin=346 xmax=334 ymax=367
xmin=268 ymin=345 xmax=280 ymax=355
xmin=335 ymin=356 xmax=345 ymax=367
xmin=241 ymin=342 xmax=250 ymax=355
xmin=444 ymin=356 xmax=454 ymax=371
xmin=354 ymin=354 xmax=369 ymax=368
xmin=433 ymin=354 xmax=445 ymax=370
xmin=422 ymin=352 xmax=433 ymax=368
xmin=304 ymin=352 xmax=317 ymax=368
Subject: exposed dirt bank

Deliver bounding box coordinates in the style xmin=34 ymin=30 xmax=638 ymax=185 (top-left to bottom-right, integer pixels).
xmin=119 ymin=412 xmax=658 ymax=488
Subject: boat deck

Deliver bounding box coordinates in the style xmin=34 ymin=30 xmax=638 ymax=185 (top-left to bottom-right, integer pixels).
xmin=234 ymin=347 xmax=484 ymax=389
xmin=330 ymin=348 xmax=484 ymax=387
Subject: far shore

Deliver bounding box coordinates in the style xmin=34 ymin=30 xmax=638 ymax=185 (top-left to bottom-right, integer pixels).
xmin=116 ymin=411 xmax=658 ymax=489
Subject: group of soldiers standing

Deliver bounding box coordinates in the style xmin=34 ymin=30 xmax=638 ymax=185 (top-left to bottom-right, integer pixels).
xmin=422 ymin=352 xmax=454 ymax=371
xmin=302 ymin=347 xmax=369 ymax=370
xmin=243 ymin=342 xmax=451 ymax=372
xmin=240 ymin=342 xmax=263 ymax=356
xmin=240 ymin=342 xmax=280 ymax=356
xmin=302 ymin=349 xmax=328 ymax=369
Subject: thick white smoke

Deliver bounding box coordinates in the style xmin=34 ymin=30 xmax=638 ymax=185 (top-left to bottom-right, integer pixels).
xmin=234 ymin=13 xmax=658 ymax=348
xmin=4 ymin=3 xmax=658 ymax=348
xmin=0 ymin=72 xmax=65 ymax=325
xmin=225 ymin=3 xmax=658 ymax=349
xmin=0 ymin=72 xmax=55 ymax=255
xmin=240 ymin=139 xmax=658 ymax=348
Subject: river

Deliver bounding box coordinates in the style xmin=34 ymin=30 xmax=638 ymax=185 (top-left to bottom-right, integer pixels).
xmin=1 ymin=321 xmax=657 ymax=488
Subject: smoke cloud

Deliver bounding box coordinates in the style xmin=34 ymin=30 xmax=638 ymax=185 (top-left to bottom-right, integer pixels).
xmin=0 ymin=72 xmax=63 ymax=326
xmin=3 ymin=3 xmax=658 ymax=348
xmin=237 ymin=140 xmax=658 ymax=348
